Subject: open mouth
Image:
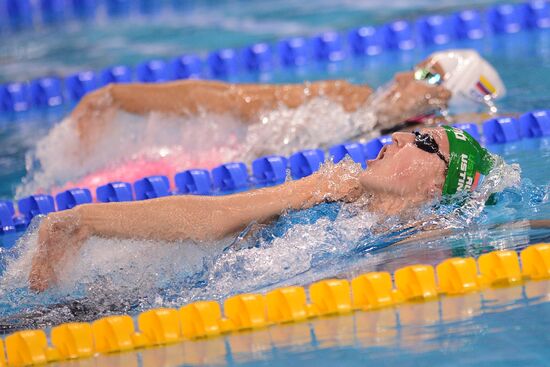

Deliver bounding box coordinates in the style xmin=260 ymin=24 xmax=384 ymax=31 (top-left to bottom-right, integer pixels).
xmin=376 ymin=145 xmax=388 ymax=160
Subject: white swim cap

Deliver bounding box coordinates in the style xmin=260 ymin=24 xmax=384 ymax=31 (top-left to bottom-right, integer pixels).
xmin=428 ymin=49 xmax=506 ymax=110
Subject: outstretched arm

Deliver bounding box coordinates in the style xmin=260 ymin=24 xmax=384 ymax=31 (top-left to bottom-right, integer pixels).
xmin=72 ymin=79 xmax=372 ymax=147
xmin=81 ymin=164 xmax=363 ymax=242
xmin=29 ymin=162 xmax=364 ymax=291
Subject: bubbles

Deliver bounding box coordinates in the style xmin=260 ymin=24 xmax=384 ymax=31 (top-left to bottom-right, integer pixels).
xmin=16 ymin=110 xmax=249 ymax=197
xmin=245 ymin=97 xmax=381 ymax=158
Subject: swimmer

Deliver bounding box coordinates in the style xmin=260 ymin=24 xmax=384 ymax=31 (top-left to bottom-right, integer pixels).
xmin=24 ymin=49 xmax=506 ymax=197
xmin=70 ymin=50 xmax=506 ymax=154
xmin=29 ymin=126 xmax=494 ymax=292
xmin=72 ymin=48 xmax=505 ymax=150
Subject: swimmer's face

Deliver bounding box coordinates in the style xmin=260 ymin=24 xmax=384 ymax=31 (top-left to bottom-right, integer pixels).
xmin=360 ymin=127 xmax=449 ymax=201
xmin=373 ymin=58 xmax=452 ymax=123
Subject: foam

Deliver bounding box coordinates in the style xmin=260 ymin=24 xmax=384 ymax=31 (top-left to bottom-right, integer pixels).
xmin=17 ymin=95 xmax=384 ymax=196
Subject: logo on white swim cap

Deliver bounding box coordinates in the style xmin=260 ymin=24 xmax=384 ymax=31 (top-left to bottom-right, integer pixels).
xmin=429 ymin=49 xmax=506 ymax=110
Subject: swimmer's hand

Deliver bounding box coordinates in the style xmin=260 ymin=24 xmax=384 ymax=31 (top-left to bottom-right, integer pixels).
xmin=29 ymin=209 xmax=90 ymax=292
xmin=71 ymin=85 xmax=119 ymax=152
xmin=373 ymin=76 xmax=451 ymax=128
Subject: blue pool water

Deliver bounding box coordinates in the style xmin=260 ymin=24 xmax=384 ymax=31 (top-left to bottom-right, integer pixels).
xmin=0 ymin=0 xmax=511 ymax=83
xmin=0 ymin=1 xmax=550 ymax=366
xmin=146 ymin=282 xmax=550 ymax=367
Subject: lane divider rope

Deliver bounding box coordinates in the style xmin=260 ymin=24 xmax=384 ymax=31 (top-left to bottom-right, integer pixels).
xmin=1 ymin=1 xmax=549 ymax=113
xmin=0 ymin=243 xmax=549 ymax=366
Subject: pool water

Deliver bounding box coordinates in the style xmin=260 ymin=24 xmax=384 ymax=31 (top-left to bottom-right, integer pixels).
xmin=122 ymin=281 xmax=550 ymax=367
xmin=0 ymin=1 xmax=550 ymax=366
xmin=0 ymin=0 xmax=511 ymax=83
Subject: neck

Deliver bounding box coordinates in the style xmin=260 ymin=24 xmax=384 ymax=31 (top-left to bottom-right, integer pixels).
xmin=367 ymin=191 xmax=428 ymax=216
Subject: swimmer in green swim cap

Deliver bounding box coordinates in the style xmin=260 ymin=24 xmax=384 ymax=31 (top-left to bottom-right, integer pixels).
xmin=29 ymin=126 xmax=494 ymax=292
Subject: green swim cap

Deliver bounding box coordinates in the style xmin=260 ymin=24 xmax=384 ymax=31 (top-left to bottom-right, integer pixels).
xmin=442 ymin=126 xmax=494 ymax=196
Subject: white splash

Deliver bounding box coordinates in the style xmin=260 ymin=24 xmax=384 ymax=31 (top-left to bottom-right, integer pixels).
xmin=17 ymin=96 xmax=383 ymax=197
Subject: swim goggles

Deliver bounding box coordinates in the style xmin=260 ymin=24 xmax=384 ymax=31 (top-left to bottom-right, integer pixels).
xmin=414 ymin=68 xmax=443 ymax=86
xmin=413 ymin=131 xmax=448 ymax=165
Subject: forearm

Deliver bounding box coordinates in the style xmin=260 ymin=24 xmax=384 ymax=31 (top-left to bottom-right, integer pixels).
xmin=72 ymin=79 xmax=372 ymax=145
xmin=80 ymin=171 xmax=337 ymax=242
xmin=109 ymin=80 xmax=236 ymax=117
xmin=105 ymin=79 xmax=372 ymax=119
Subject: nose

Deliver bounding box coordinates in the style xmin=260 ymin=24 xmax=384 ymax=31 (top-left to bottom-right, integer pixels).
xmin=391 ymin=131 xmax=415 ymax=148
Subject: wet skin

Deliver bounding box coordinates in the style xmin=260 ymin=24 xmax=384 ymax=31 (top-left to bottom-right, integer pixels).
xmin=70 ymin=58 xmax=452 ymax=154
xmin=29 ymin=127 xmax=450 ymax=292
xmin=371 ymin=60 xmax=451 ymax=127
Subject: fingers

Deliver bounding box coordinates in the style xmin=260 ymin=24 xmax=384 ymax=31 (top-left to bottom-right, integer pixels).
xmin=71 ymin=85 xmax=118 ymax=151
xmin=72 ymin=84 xmax=114 ymax=119
xmin=29 ymin=226 xmax=57 ymax=293
xmin=28 ymin=211 xmax=84 ymax=292
xmin=29 ymin=256 xmax=55 ymax=292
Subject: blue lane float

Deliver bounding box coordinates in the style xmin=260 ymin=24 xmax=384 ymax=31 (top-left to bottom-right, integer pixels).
xmin=452 ymin=123 xmax=481 ymax=141
xmin=72 ymin=0 xmax=98 ymax=19
xmin=170 ymin=54 xmax=203 ymax=80
xmin=40 ymin=0 xmax=66 ymax=24
xmin=5 ymin=0 xmax=33 ymax=29
xmin=312 ymin=31 xmax=346 ymax=62
xmin=101 ymin=65 xmax=133 ymax=84
xmin=524 ymin=0 xmax=550 ymax=28
xmin=252 ymin=155 xmax=288 ymax=187
xmin=4 ymin=1 xmax=550 ymax=114
xmin=134 ymin=175 xmax=171 ymax=200
xmin=175 ymin=169 xmax=212 ymax=195
xmin=136 ymin=59 xmax=170 ymax=83
xmin=96 ymin=182 xmax=134 ymax=203
xmin=278 ymin=37 xmax=310 ymax=67
xmin=242 ymin=43 xmax=273 ymax=72
xmin=519 ymin=110 xmax=550 ymax=137
xmin=30 ymin=77 xmax=64 ymax=108
xmin=289 ymin=149 xmax=325 ymax=180
xmin=65 ymin=71 xmax=99 ymax=102
xmin=13 ymin=215 xmax=28 ymax=231
xmin=483 ymin=117 xmax=521 ymax=144
xmin=138 ymin=0 xmax=160 ymax=15
xmin=106 ymin=0 xmax=132 ymax=17
xmin=208 ymin=49 xmax=240 ymax=79
xmin=0 ymin=83 xmax=30 ymax=112
xmin=487 ymin=3 xmax=528 ymax=34
xmin=55 ymin=188 xmax=93 ymax=210
xmin=212 ymin=162 xmax=249 ymax=192
xmin=1 ymin=0 xmax=539 ymax=37
xmin=329 ymin=143 xmax=367 ymax=169
xmin=452 ymin=9 xmax=485 ymax=40
xmin=382 ymin=20 xmax=416 ymax=50
xmin=18 ymin=194 xmax=56 ymax=222
xmin=416 ymin=15 xmax=454 ymax=45
xmin=0 ymin=201 xmax=16 ymax=234
xmin=96 ymin=181 xmax=134 ymax=202
xmin=347 ymin=26 xmax=384 ymax=56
